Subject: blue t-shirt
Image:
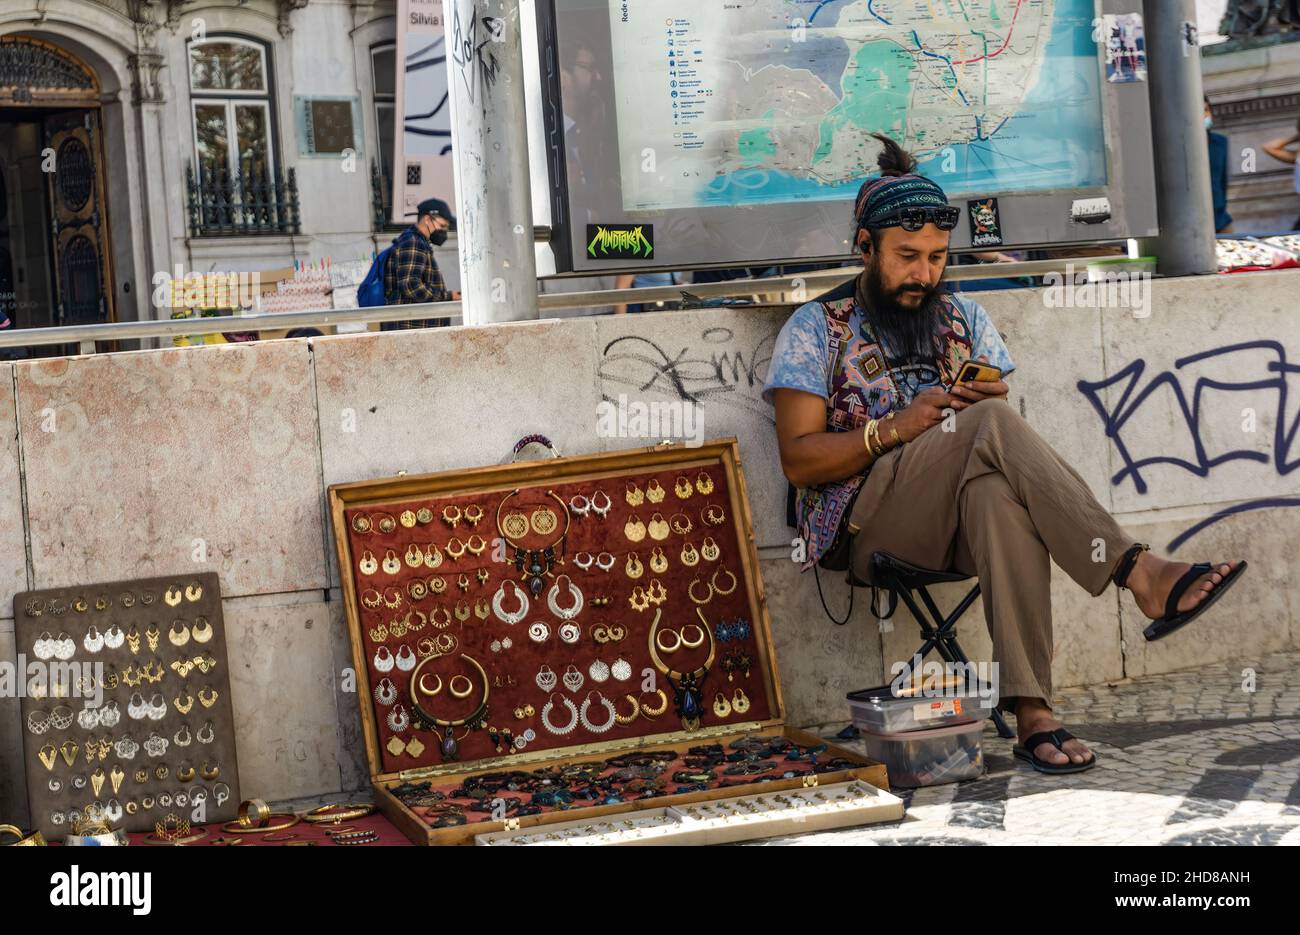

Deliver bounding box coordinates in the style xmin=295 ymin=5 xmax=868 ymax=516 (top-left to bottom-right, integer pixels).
xmin=763 ymin=293 xmax=1016 ymax=408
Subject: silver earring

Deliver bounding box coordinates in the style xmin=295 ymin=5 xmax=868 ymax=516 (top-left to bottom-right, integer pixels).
xmin=373 ymin=646 xmax=394 ymax=672
xmin=395 ymin=645 xmax=416 ymax=672
xmin=374 ymin=678 xmax=397 ymax=706
xmin=386 ymin=703 xmax=409 ymax=732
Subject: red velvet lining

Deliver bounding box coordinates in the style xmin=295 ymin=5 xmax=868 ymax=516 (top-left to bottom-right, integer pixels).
xmin=344 ymin=466 xmax=771 ymax=774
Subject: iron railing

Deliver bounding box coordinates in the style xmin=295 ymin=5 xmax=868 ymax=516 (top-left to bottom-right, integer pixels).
xmin=186 ymin=162 xmax=302 ymax=237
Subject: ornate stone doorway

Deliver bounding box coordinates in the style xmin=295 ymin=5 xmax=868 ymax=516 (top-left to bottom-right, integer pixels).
xmin=0 ymin=35 xmax=116 ymax=339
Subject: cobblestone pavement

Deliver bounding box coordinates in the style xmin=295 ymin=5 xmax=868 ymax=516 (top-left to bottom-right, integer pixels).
xmin=768 ymin=652 xmax=1300 ymax=845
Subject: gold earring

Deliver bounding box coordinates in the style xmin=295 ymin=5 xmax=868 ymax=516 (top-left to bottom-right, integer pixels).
xmin=467 ymin=535 xmax=486 ymax=556
xmin=457 ymin=573 xmax=471 ymax=592
xmin=450 ymin=675 xmax=473 ymax=699
xmin=647 ymin=579 xmax=668 ymax=605
xmin=442 ymin=505 xmax=462 ymax=528
xmin=649 ymin=547 xmax=668 ymax=574
xmin=424 ymin=543 xmax=444 ymax=568
xmin=711 ymin=567 xmax=738 ymax=595
xmin=359 ymin=550 xmax=379 ymax=576
xmin=732 ymin=688 xmax=751 ymax=715
xmin=713 ymin=693 xmax=731 ymax=718
xmin=624 ymin=514 xmax=646 ymax=543
xmin=674 ymin=476 xmax=694 ymax=499
xmin=174 ymin=692 xmax=194 ymax=715
xmin=647 ymin=512 xmax=670 ymax=541
xmin=531 ymin=507 xmax=558 ymax=535
xmin=198 ymin=687 xmax=219 ymax=709
xmin=405 ymin=544 xmax=425 ymax=568
xmin=681 ymin=542 xmax=700 ymax=566
xmin=201 ymin=762 xmax=220 ymax=781
xmin=625 ymin=483 xmax=645 ymax=506
xmin=445 ymin=538 xmax=466 ymax=560
xmin=168 ymin=622 xmax=190 ymax=647
xmin=646 ymin=479 xmax=666 ymax=503
xmin=688 ymin=576 xmax=713 ymax=605
xmin=701 ymin=537 xmax=721 ymax=562
xmin=502 ymin=511 xmax=529 ymax=540
xmin=400 ymin=509 xmax=417 ymax=528
xmin=454 ymin=601 xmax=471 ymax=622
xmin=628 ymin=587 xmax=650 ymax=613
xmin=696 ymin=471 xmax=715 ymax=495
xmin=625 ymin=552 xmax=644 ymax=579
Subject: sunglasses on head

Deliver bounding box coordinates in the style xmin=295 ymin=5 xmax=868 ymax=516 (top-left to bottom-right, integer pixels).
xmin=873 ymin=205 xmax=961 ymax=232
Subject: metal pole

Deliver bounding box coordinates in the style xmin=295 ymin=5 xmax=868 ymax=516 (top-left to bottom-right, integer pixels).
xmin=1139 ymin=0 xmax=1217 ymax=275
xmin=445 ymin=0 xmax=539 ymax=324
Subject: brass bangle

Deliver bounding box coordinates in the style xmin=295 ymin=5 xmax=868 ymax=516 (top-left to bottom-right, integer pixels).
xmin=263 ymin=832 xmax=299 ymax=842
xmin=140 ymin=829 xmax=209 ymax=846
xmin=238 ymin=798 xmax=272 ymax=828
xmin=302 ymin=804 xmax=375 ymax=825
xmin=220 ymin=814 xmax=302 ymax=834
xmin=0 ymin=824 xmax=45 ymax=846
xmin=863 ymin=419 xmax=877 ymax=456
xmin=885 ymin=411 xmax=901 ymax=447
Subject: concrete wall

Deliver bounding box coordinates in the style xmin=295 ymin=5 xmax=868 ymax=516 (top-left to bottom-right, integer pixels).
xmin=2 ymin=269 xmax=1298 ymax=821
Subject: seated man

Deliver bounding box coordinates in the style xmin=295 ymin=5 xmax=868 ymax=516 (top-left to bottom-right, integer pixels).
xmin=765 ymin=135 xmax=1247 ymax=774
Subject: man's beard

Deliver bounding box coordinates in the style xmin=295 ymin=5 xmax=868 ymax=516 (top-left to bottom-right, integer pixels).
xmin=857 ymin=260 xmax=944 ymax=368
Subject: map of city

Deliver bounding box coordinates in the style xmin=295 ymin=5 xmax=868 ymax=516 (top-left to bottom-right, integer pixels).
xmin=610 ymin=0 xmax=1107 ymax=212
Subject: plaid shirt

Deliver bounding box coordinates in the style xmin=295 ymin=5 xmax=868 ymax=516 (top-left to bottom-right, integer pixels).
xmin=383 ymin=227 xmax=450 ymax=329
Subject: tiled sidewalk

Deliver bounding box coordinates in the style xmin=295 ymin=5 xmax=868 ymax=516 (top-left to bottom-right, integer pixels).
xmin=776 ymin=652 xmax=1300 ymax=845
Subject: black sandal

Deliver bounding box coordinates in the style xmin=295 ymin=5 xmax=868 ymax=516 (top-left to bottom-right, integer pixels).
xmin=1112 ymin=543 xmax=1248 ymax=642
xmin=1013 ymin=728 xmax=1096 ymax=774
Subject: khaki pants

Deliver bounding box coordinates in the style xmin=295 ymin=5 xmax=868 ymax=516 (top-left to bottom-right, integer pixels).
xmin=848 ymin=401 xmax=1134 ymax=709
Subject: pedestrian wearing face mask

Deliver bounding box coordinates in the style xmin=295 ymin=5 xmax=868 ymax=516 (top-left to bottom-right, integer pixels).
xmin=382 ymin=197 xmax=459 ymax=329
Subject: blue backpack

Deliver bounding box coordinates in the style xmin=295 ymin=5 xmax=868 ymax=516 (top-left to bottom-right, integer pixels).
xmin=357 ymin=233 xmax=408 ymax=307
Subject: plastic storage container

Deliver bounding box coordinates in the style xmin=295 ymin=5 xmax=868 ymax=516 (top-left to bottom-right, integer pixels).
xmin=846 ymin=680 xmax=996 ymax=734
xmin=860 ymin=720 xmax=985 ymax=788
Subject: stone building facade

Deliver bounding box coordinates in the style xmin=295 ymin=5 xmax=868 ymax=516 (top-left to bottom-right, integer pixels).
xmin=1 ymin=1 xmax=409 ymax=332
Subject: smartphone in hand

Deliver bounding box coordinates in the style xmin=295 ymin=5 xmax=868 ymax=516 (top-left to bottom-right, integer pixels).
xmin=947 ymin=359 xmax=1003 ymax=392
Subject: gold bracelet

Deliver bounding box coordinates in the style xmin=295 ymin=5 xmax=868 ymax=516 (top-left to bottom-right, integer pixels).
xmin=238 ymin=798 xmax=272 ymax=828
xmin=867 ymin=419 xmax=886 ymax=457
xmin=863 ymin=419 xmax=877 ymax=457
xmin=302 ymin=804 xmax=375 ymax=825
xmin=220 ymin=814 xmax=302 ymax=834
xmin=885 ymin=411 xmax=901 ymax=447
xmin=140 ymin=829 xmax=209 ymax=846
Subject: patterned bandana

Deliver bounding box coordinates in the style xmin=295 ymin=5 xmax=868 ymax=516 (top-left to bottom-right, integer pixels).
xmin=854 ymin=174 xmax=950 ymax=230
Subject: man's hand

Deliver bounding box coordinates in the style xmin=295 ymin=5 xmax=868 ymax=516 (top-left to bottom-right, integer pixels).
xmin=893 ymin=387 xmax=958 ymax=443
xmin=948 ymin=355 xmax=1009 ymax=408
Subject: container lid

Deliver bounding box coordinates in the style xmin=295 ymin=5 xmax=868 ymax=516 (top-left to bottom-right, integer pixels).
xmin=859 ymin=718 xmax=987 ymax=740
xmin=847 ymin=675 xmax=992 ymax=703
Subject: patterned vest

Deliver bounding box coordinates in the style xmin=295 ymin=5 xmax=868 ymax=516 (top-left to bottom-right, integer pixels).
xmin=796 ymin=280 xmax=974 ymax=569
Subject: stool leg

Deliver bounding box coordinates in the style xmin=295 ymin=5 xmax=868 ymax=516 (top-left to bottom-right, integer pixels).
xmin=991 ymin=707 xmax=1015 ymax=739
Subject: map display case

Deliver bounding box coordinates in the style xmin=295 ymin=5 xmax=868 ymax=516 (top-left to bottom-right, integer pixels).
xmin=528 ymin=0 xmax=1158 ymax=274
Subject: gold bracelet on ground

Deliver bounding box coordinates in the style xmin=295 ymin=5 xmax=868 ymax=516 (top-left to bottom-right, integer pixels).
xmin=220 ymin=814 xmax=302 ymax=834
xmin=238 ymin=798 xmax=272 ymax=828
xmin=302 ymin=804 xmax=375 ymax=824
xmin=140 ymin=829 xmax=209 ymax=846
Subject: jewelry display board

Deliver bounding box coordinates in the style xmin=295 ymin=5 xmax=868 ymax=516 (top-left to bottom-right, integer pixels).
xmin=14 ymin=572 xmax=240 ymax=841
xmin=331 ymin=439 xmax=892 ymax=845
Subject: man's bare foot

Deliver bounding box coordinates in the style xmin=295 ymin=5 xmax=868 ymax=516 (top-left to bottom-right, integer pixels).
xmin=1123 ymin=552 xmax=1241 ymax=621
xmin=1015 ymin=698 xmax=1093 ymax=766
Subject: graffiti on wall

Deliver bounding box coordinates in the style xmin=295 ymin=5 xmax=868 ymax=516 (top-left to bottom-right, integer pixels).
xmin=1077 ymin=340 xmax=1300 ymax=550
xmin=599 ymin=327 xmax=777 ymax=422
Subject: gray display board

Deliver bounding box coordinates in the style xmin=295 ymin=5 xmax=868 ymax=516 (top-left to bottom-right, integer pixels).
xmin=529 ymin=0 xmax=1157 ymax=275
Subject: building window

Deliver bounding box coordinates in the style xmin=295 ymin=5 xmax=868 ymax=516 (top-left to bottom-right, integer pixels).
xmin=186 ymin=36 xmax=298 ymax=236
xmin=371 ymin=42 xmax=396 ymax=227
